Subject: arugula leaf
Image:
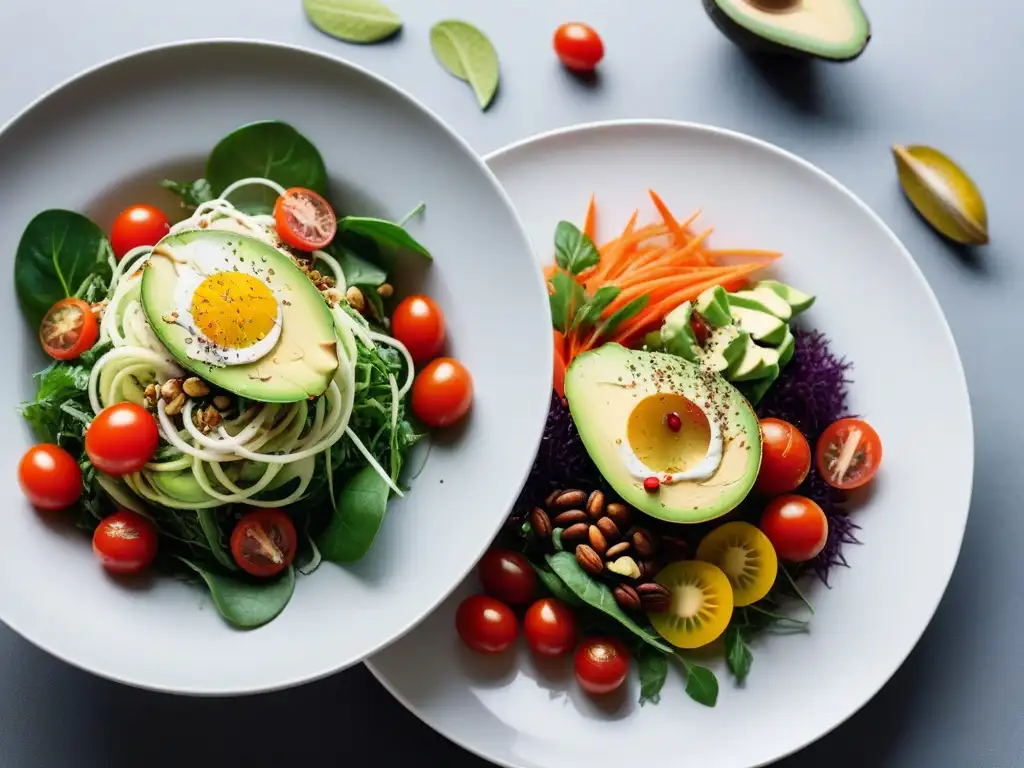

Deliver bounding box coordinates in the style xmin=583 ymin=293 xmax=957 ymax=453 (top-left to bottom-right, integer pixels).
xmin=179 ymin=559 xmax=296 ymax=629
xmin=161 ymin=178 xmax=215 ymax=209
xmin=554 ymin=221 xmax=600 ymax=275
xmin=724 ymin=625 xmax=753 ymax=683
xmin=317 ymin=465 xmax=391 ymax=563
xmin=548 ymin=272 xmax=586 ymax=333
xmin=597 ymin=296 xmax=650 ymax=341
xmin=636 ymin=645 xmax=669 ymax=705
xmin=571 ymin=286 xmax=621 ymax=332
xmin=681 ymin=660 xmax=719 ymax=707
xmin=546 ymin=552 xmax=672 ymax=653
xmin=531 ymin=561 xmax=583 ymax=607
xmin=20 ymin=356 xmax=98 ymax=451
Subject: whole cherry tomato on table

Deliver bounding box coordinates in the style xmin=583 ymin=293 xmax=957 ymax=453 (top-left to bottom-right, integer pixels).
xmin=392 ymin=295 xmax=446 ymax=364
xmin=85 ymin=402 xmax=159 ymax=476
xmin=554 ymin=23 xmax=605 ymax=72
xmin=575 ymin=637 xmax=629 ymax=695
xmin=456 ymin=595 xmax=518 ymax=654
xmin=525 ymin=598 xmax=577 ymax=657
xmin=273 ymin=188 xmax=337 ymax=251
xmin=478 ymin=548 xmax=536 ymax=605
xmin=39 ymin=298 xmax=99 ymax=361
xmin=756 ymin=417 xmax=811 ymax=495
xmin=18 ymin=444 xmax=82 ymax=511
xmin=93 ymin=510 xmax=158 ymax=574
xmin=411 ymin=357 xmax=474 ymax=428
xmin=110 ymin=204 xmax=170 ymax=260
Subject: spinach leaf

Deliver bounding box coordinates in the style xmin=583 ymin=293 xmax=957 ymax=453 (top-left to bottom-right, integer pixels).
xmin=339 ymin=216 xmax=433 ymax=268
xmin=571 ymin=286 xmax=621 ymax=332
xmin=206 ymin=121 xmax=327 ymax=213
xmin=681 ymin=660 xmax=719 ymax=707
xmin=15 ymin=210 xmax=113 ymax=328
xmin=545 ymin=552 xmax=673 ymax=653
xmin=336 ymin=245 xmax=388 ymax=288
xmin=554 ymin=221 xmax=600 ymax=276
xmin=317 ymin=465 xmax=390 ymax=563
xmin=303 ymin=0 xmax=402 ymax=43
xmin=636 ymin=645 xmax=669 ymax=705
xmin=430 ymin=21 xmax=500 ymax=110
xmin=724 ymin=625 xmax=753 ymax=683
xmin=548 ymin=272 xmax=586 ymax=334
xmin=161 ymin=178 xmax=215 ymax=209
xmin=596 ymin=296 xmax=649 ymax=342
xmin=197 ymin=509 xmax=238 ymax=572
xmin=531 ymin=561 xmax=582 ymax=607
xmin=179 ymin=559 xmax=295 ymax=629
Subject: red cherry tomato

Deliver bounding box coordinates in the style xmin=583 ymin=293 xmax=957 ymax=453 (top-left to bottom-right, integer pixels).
xmin=110 ymin=204 xmax=170 ymax=261
xmin=478 ymin=548 xmax=536 ymax=605
xmin=553 ymin=23 xmax=605 ymax=72
xmin=92 ymin=510 xmax=158 ymax=574
xmin=230 ymin=509 xmax=298 ymax=577
xmin=39 ymin=298 xmax=99 ymax=361
xmin=756 ymin=418 xmax=812 ymax=495
xmin=524 ymin=598 xmax=577 ymax=657
xmin=456 ymin=595 xmax=518 ymax=654
xmin=411 ymin=357 xmax=474 ymax=428
xmin=391 ymin=295 xmax=446 ymax=364
xmin=760 ymin=494 xmax=828 ymax=563
xmin=18 ymin=444 xmax=82 ymax=511
xmin=816 ymin=418 xmax=883 ymax=490
xmin=574 ymin=637 xmax=629 ymax=695
xmin=273 ymin=188 xmax=337 ymax=252
xmin=85 ymin=402 xmax=159 ymax=476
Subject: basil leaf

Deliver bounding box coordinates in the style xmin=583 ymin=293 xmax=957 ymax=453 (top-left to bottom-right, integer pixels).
xmin=336 ymin=245 xmax=388 ymax=288
xmin=317 ymin=465 xmax=390 ymax=563
xmin=636 ymin=645 xmax=669 ymax=705
xmin=531 ymin=561 xmax=583 ymax=607
xmin=303 ymin=0 xmax=402 ymax=43
xmin=161 ymin=178 xmax=215 ymax=209
xmin=724 ymin=625 xmax=753 ymax=683
xmin=571 ymin=286 xmax=621 ymax=332
xmin=554 ymin=221 xmax=600 ymax=276
xmin=179 ymin=559 xmax=295 ymax=629
xmin=15 ymin=210 xmax=113 ymax=328
xmin=340 ymin=216 xmax=433 ymax=269
xmin=430 ymin=20 xmax=500 ymax=110
xmin=206 ymin=121 xmax=327 ymax=213
xmin=548 ymin=272 xmax=586 ymax=334
xmin=597 ymin=296 xmax=649 ymax=341
xmin=546 ymin=552 xmax=673 ymax=653
xmin=681 ymin=660 xmax=719 ymax=707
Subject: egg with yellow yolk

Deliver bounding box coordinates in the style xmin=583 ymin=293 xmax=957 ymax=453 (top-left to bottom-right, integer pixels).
xmin=142 ymin=229 xmax=339 ymax=402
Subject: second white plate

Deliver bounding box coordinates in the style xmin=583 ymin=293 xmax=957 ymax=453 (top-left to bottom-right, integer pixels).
xmin=366 ymin=121 xmax=973 ymax=768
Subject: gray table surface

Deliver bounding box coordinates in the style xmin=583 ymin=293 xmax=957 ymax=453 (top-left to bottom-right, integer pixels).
xmin=1 ymin=1 xmax=1021 ymax=766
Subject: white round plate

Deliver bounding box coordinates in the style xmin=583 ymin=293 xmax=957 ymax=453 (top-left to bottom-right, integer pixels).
xmin=0 ymin=41 xmax=552 ymax=695
xmin=367 ymin=121 xmax=973 ymax=767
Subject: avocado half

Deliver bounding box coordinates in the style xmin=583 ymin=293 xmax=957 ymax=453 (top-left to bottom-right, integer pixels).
xmin=703 ymin=0 xmax=871 ymax=62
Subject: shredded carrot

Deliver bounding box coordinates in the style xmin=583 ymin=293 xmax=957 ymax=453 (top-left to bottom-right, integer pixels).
xmin=583 ymin=194 xmax=597 ymax=241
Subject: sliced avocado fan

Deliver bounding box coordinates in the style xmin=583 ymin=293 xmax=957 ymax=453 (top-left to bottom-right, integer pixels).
xmin=703 ymin=0 xmax=871 ymax=62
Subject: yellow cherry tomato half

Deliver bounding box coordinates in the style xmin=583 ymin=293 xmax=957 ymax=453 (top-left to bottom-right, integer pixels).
xmin=647 ymin=560 xmax=733 ymax=650
xmin=696 ymin=522 xmax=778 ymax=607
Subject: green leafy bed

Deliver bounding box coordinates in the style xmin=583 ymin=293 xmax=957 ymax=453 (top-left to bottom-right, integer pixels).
xmin=16 ymin=120 xmax=432 ymax=628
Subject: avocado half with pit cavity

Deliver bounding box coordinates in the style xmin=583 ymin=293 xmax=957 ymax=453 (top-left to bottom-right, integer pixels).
xmin=703 ymin=0 xmax=871 ymax=62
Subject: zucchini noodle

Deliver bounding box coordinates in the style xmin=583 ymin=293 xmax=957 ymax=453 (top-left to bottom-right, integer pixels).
xmin=85 ymin=178 xmax=414 ymax=517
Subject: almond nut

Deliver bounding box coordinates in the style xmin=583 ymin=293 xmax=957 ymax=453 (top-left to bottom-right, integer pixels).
xmin=552 ymin=489 xmax=587 ymax=509
xmin=576 ymin=544 xmax=603 ymax=576
xmin=588 ymin=525 xmax=608 ymax=555
xmin=607 ymin=556 xmax=641 ymax=580
xmin=596 ymin=516 xmax=620 ymax=541
xmin=605 ymin=502 xmax=631 ymax=528
xmin=632 ymin=528 xmax=657 ymax=558
xmin=552 ymin=509 xmax=588 ymax=527
xmin=529 ymin=507 xmax=552 ymax=538
xmin=544 ymin=488 xmax=563 ymax=508
xmin=613 ymin=584 xmax=641 ymax=611
xmin=636 ymin=582 xmax=671 ymax=613
xmin=560 ymin=522 xmax=589 ymax=541
xmin=605 ymin=541 xmax=631 ymax=559
xmin=586 ymin=490 xmax=606 ymax=519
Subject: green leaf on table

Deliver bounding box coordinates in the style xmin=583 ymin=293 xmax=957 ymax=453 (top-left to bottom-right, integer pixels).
xmin=317 ymin=465 xmax=391 ymax=563
xmin=571 ymin=286 xmax=620 ymax=332
xmin=179 ymin=558 xmax=296 ymax=629
xmin=531 ymin=561 xmax=582 ymax=607
xmin=545 ymin=552 xmax=673 ymax=653
xmin=548 ymin=271 xmax=586 ymax=334
xmin=15 ymin=210 xmax=113 ymax=328
xmin=554 ymin=221 xmax=600 ymax=276
xmin=303 ymin=0 xmax=402 ymax=43
xmin=724 ymin=625 xmax=753 ymax=683
xmin=681 ymin=660 xmax=719 ymax=707
xmin=430 ymin=20 xmax=500 ymax=110
xmin=636 ymin=645 xmax=669 ymax=705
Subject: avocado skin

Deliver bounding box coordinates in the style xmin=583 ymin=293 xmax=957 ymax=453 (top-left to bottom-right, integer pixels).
xmin=702 ymin=0 xmax=871 ymax=62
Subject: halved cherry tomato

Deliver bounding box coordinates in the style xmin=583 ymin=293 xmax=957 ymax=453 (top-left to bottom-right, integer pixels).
xmin=757 ymin=417 xmax=811 ymax=495
xmin=524 ymin=598 xmax=577 ymax=657
xmin=575 ymin=637 xmax=629 ymax=695
xmin=816 ymin=418 xmax=882 ymax=490
xmin=411 ymin=357 xmax=474 ymax=428
xmin=760 ymin=494 xmax=828 ymax=563
xmin=18 ymin=444 xmax=82 ymax=511
xmin=110 ymin=204 xmax=170 ymax=260
xmin=553 ymin=23 xmax=605 ymax=72
xmin=456 ymin=595 xmax=518 ymax=654
xmin=93 ymin=510 xmax=158 ymax=574
xmin=478 ymin=548 xmax=536 ymax=605
xmin=39 ymin=298 xmax=99 ymax=361
xmin=230 ymin=509 xmax=297 ymax=577
xmin=391 ymin=295 xmax=446 ymax=364
xmin=85 ymin=402 xmax=159 ymax=476
xmin=273 ymin=188 xmax=337 ymax=251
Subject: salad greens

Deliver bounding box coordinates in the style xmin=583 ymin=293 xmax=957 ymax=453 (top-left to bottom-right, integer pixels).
xmin=180 ymin=559 xmax=296 ymax=629
xmin=317 ymin=465 xmax=391 ymax=563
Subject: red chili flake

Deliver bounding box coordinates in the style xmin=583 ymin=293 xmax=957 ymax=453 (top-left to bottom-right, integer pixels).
xmin=666 ymin=412 xmax=682 ymax=432
xmin=643 ymin=476 xmax=660 ymax=492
